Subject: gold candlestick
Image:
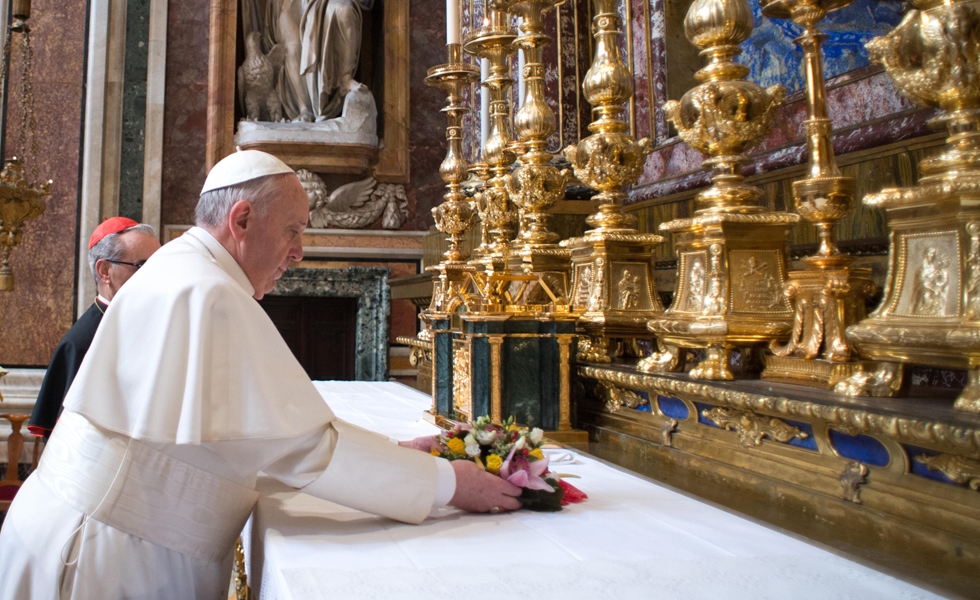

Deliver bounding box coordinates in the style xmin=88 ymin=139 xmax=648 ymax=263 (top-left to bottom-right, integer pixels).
xmin=423 ymin=44 xmax=481 ymax=315
xmin=490 ymin=0 xmax=573 ymax=307
xmin=464 ymin=10 xmax=519 ymax=275
xmin=836 ymin=0 xmax=980 ymax=412
xmin=642 ymin=0 xmax=798 ymax=380
xmin=759 ymin=0 xmax=877 ymax=387
xmin=560 ymin=0 xmax=664 ymax=363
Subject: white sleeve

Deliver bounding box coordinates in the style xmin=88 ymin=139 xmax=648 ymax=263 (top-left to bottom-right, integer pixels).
xmin=262 ymin=419 xmax=450 ymax=524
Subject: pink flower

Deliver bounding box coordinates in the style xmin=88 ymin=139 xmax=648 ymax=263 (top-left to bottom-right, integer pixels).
xmin=499 ymin=446 xmax=554 ymax=492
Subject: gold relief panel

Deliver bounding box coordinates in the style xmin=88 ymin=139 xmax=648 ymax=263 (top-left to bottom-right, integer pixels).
xmin=729 ymin=249 xmax=792 ymax=315
xmin=675 ymin=250 xmax=710 ymax=314
xmin=612 ymin=262 xmax=654 ymax=311
xmin=452 ymin=340 xmax=472 ymax=421
xmin=892 ymin=231 xmax=961 ymax=318
xmin=571 ymin=263 xmax=593 ymax=310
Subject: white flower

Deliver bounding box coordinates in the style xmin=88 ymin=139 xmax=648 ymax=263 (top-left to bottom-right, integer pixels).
xmin=514 ymin=436 xmax=527 ymax=451
xmin=464 ymin=433 xmax=477 ymax=446
xmin=475 ymin=429 xmax=497 ymax=445
xmin=529 ymin=428 xmax=544 ymax=445
xmin=465 ymin=443 xmax=481 ymax=457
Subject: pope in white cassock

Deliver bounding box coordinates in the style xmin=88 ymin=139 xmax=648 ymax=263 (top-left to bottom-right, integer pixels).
xmin=0 ymin=150 xmax=522 ymax=599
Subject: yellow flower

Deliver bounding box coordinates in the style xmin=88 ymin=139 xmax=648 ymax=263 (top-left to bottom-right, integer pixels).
xmin=486 ymin=454 xmax=503 ymax=474
xmin=447 ymin=437 xmax=466 ymax=455
xmin=430 ymin=449 xmax=441 ymax=456
xmin=528 ymin=448 xmax=543 ymax=460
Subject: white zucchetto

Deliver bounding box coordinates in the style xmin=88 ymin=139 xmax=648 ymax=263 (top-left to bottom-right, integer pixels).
xmin=201 ymin=149 xmax=295 ymax=194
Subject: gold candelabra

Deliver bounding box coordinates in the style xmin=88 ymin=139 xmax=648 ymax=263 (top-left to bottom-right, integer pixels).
xmin=464 ymin=9 xmax=519 ymax=278
xmin=0 ymin=0 xmax=50 ymax=291
xmin=641 ymin=0 xmax=798 ymax=380
xmin=490 ymin=0 xmax=573 ymax=307
xmin=836 ymin=0 xmax=980 ymax=412
xmin=560 ymin=0 xmax=663 ymax=363
xmin=423 ymin=44 xmax=481 ymax=315
xmin=758 ymin=0 xmax=877 ymax=387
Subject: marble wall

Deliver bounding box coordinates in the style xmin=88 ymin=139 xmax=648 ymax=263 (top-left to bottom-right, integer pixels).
xmin=0 ymin=0 xmax=87 ymax=366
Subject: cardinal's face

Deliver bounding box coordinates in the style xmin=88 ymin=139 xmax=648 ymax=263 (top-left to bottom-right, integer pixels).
xmin=240 ymin=176 xmax=308 ymax=299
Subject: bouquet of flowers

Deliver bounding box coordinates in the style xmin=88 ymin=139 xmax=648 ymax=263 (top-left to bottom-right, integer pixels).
xmin=431 ymin=416 xmax=587 ymax=512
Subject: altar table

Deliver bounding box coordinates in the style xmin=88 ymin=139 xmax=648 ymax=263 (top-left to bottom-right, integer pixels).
xmin=242 ymin=381 xmax=945 ymax=600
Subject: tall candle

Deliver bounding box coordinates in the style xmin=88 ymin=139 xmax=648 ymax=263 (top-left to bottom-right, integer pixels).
xmin=517 ymin=49 xmax=526 ymax=108
xmin=481 ymin=58 xmax=490 ymax=150
xmin=446 ymin=0 xmax=460 ymax=44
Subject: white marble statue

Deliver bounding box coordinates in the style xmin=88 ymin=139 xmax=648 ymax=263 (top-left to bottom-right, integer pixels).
xmin=318 ymin=78 xmax=377 ymax=134
xmin=242 ymin=0 xmax=373 ymax=123
xmin=238 ymin=32 xmax=287 ymax=122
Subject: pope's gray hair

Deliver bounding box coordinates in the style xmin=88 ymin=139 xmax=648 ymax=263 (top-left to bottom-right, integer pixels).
xmin=88 ymin=223 xmax=157 ymax=284
xmin=195 ymin=173 xmax=296 ymax=228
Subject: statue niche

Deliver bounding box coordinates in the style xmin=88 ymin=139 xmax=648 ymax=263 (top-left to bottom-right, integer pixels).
xmin=237 ymin=0 xmax=380 ymax=146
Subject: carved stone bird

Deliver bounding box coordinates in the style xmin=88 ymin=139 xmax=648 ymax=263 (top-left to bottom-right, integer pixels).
xmin=298 ymin=171 xmax=409 ymax=230
xmin=238 ymin=32 xmax=287 ymax=122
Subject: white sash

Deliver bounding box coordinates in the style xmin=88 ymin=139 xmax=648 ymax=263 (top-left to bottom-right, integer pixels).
xmin=37 ymin=412 xmax=259 ymax=563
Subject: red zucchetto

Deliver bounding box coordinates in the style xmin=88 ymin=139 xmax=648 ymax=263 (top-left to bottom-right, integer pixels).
xmin=89 ymin=217 xmax=140 ymax=249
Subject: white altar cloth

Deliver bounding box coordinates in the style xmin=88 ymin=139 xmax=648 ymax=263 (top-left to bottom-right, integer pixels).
xmin=244 ymin=381 xmax=943 ymax=600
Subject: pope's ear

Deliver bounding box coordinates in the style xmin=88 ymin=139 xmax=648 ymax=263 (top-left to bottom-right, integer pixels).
xmin=227 ymin=200 xmax=253 ymax=241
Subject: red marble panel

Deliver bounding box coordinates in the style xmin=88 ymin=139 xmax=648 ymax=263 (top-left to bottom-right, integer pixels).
xmin=0 ymin=0 xmax=86 ymax=366
xmin=161 ymin=0 xmax=210 ymax=227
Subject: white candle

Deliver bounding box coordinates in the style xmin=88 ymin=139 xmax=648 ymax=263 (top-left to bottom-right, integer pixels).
xmin=446 ymin=0 xmax=460 ymax=44
xmin=518 ymin=48 xmax=526 ymax=108
xmin=481 ymin=58 xmax=490 ymax=150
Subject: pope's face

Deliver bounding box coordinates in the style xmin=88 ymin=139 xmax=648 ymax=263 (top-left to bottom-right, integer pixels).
xmin=240 ymin=176 xmax=308 ymax=299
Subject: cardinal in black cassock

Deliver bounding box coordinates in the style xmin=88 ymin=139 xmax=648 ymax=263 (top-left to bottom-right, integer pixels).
xmin=27 ymin=217 xmax=160 ymax=439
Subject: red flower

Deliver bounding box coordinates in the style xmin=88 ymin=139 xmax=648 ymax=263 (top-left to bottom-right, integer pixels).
xmin=558 ymin=480 xmax=588 ymax=506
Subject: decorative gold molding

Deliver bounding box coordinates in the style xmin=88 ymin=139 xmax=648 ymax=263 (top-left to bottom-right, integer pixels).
xmin=234 ymin=537 xmax=250 ymax=600
xmin=915 ymin=454 xmax=980 ymax=491
xmin=593 ymin=380 xmax=648 ymax=413
xmin=840 ymin=461 xmax=869 ymax=504
xmin=701 ymin=406 xmax=809 ymax=447
xmin=579 ymin=366 xmax=980 ymax=454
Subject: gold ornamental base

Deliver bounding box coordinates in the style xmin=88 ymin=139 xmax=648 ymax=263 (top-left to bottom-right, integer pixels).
xmin=762 ymin=355 xmax=864 ymax=388
xmin=563 ymin=231 xmax=666 ymax=363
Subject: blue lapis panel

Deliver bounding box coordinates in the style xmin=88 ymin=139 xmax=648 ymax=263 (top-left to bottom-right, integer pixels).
xmin=632 ymin=390 xmax=652 ymax=412
xmin=905 ymin=445 xmax=959 ymax=485
xmin=739 ymin=0 xmax=903 ymax=92
xmin=829 ymin=430 xmax=890 ymax=467
xmin=782 ymin=419 xmax=818 ymax=451
xmin=658 ymin=396 xmax=690 ymax=420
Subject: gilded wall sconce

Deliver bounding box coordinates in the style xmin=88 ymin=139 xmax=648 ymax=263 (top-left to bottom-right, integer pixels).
xmin=642 ymin=0 xmax=799 ymax=380
xmin=0 ymin=0 xmax=51 ymax=292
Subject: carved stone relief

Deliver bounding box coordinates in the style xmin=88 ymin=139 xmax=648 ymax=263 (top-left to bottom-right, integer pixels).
xmin=298 ymin=169 xmax=408 ymax=229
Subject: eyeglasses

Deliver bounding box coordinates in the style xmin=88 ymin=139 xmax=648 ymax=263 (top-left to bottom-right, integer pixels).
xmin=105 ymin=259 xmax=147 ymax=270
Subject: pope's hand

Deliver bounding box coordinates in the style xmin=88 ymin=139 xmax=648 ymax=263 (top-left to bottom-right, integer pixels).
xmin=398 ymin=435 xmax=440 ymax=452
xmin=448 ymin=460 xmax=522 ymax=513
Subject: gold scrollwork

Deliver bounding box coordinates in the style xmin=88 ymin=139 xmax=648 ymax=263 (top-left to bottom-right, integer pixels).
xmin=594 ymin=380 xmax=649 ymax=413
xmin=840 ymin=461 xmax=869 ymax=504
xmin=915 ymin=453 xmax=980 ymax=491
xmin=576 ymin=366 xmax=980 ymax=456
xmin=701 ymin=406 xmax=809 ymax=447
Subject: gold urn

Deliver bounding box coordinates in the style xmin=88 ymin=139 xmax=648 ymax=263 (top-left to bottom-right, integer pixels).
xmin=838 ymin=0 xmax=980 ymax=412
xmin=641 ymin=0 xmax=799 ymax=380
